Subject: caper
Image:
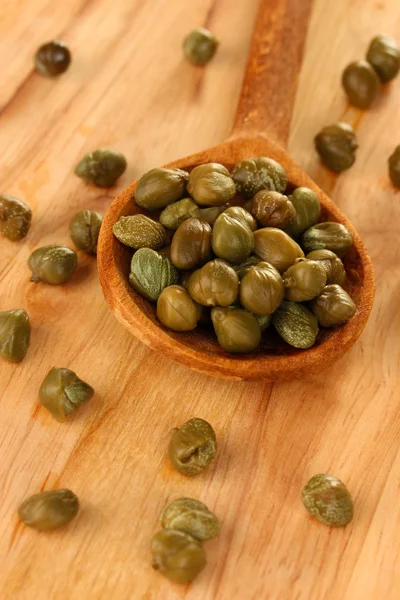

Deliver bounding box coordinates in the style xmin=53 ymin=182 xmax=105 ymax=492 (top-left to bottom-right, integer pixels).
xmin=366 ymin=34 xmax=400 ymax=83
xmin=212 ymin=211 xmax=254 ymax=264
xmin=39 ymin=367 xmax=94 ymax=421
xmin=183 ymin=28 xmax=219 ymax=66
xmin=223 ymin=206 xmax=257 ymax=231
xmin=310 ymin=284 xmax=356 ymax=327
xmin=282 ymin=258 xmax=327 ymax=302
xmin=157 ymin=285 xmax=201 ymax=332
xmin=187 ymin=163 xmax=236 ymax=207
xmin=69 ymin=210 xmax=102 ymax=254
xmin=34 ymin=40 xmax=71 ymax=77
xmin=187 ymin=259 xmax=239 ymax=307
xmin=151 ymin=529 xmax=206 ymax=584
xmin=18 ymin=489 xmax=79 ymax=531
xmin=170 ymin=218 xmax=212 ymax=270
xmin=285 ymin=187 xmax=321 ymax=237
xmin=0 ymin=309 xmax=31 ymax=363
xmin=272 ymin=301 xmax=319 ymax=349
xmin=129 ymin=248 xmax=179 ymax=302
xmin=74 ymin=148 xmax=127 ymax=187
xmin=231 ymin=156 xmax=287 ymax=198
xmin=231 ymin=255 xmax=261 ymax=279
xmin=112 ymin=214 xmax=165 ymax=250
xmin=302 ymin=474 xmax=354 ymax=526
xmin=28 ymin=245 xmax=78 ymax=285
xmin=240 ymin=262 xmax=284 ymax=316
xmin=388 ymin=145 xmax=400 ymax=188
xmin=211 ymin=307 xmax=261 ymax=353
xmin=305 ymin=249 xmax=346 ymax=286
xmin=159 ymin=198 xmax=199 ymax=230
xmin=168 ymin=417 xmax=217 ymax=476
xmin=253 ymin=228 xmax=304 ymax=273
xmin=342 ymin=60 xmax=380 ymax=109
xmin=135 ymin=168 xmax=188 ymax=211
xmin=314 ymin=123 xmax=358 ymax=172
xmin=0 ymin=195 xmax=32 ymax=241
xmin=257 ymin=314 xmax=272 ymax=331
xmin=301 ymin=222 xmax=353 ymax=258
xmin=160 ymin=498 xmax=220 ymax=541
xmin=251 ymin=190 xmax=296 ymax=228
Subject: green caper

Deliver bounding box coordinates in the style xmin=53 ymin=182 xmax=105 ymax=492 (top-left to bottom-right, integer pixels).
xmin=302 ymin=474 xmax=354 ymax=526
xmin=112 ymin=214 xmax=165 ymax=250
xmin=366 ymin=34 xmax=400 ymax=83
xmin=187 ymin=259 xmax=239 ymax=307
xmin=74 ymin=148 xmax=127 ymax=187
xmin=39 ymin=367 xmax=94 ymax=421
xmin=69 ymin=210 xmax=102 ymax=254
xmin=231 ymin=255 xmax=261 ymax=279
xmin=240 ymin=262 xmax=284 ymax=316
xmin=183 ymin=28 xmax=218 ymax=66
xmin=135 ymin=168 xmax=189 ymax=211
xmin=257 ymin=314 xmax=272 ymax=331
xmin=159 ymin=198 xmax=199 ymax=230
xmin=212 ymin=211 xmax=254 ymax=264
xmin=157 ymin=285 xmax=201 ymax=331
xmin=272 ymin=301 xmax=319 ymax=349
xmin=151 ymin=529 xmax=206 ymax=584
xmin=251 ymin=190 xmax=296 ymax=228
xmin=231 ymin=156 xmax=288 ymax=198
xmin=301 ymin=222 xmax=353 ymax=258
xmin=305 ymin=249 xmax=346 ymax=286
xmin=342 ymin=60 xmax=380 ymax=109
xmin=282 ymin=258 xmax=327 ymax=302
xmin=168 ymin=417 xmax=217 ymax=476
xmin=187 ymin=163 xmax=236 ymax=206
xmin=314 ymin=123 xmax=358 ymax=172
xmin=34 ymin=40 xmax=71 ymax=77
xmin=28 ymin=245 xmax=77 ymax=285
xmin=285 ymin=187 xmax=321 ymax=237
xmin=197 ymin=204 xmax=227 ymax=225
xmin=388 ymin=145 xmax=400 ymax=188
xmin=0 ymin=195 xmax=32 ymax=241
xmin=211 ymin=307 xmax=261 ymax=353
xmin=129 ymin=248 xmax=179 ymax=302
xmin=253 ymin=228 xmax=304 ymax=273
xmin=310 ymin=284 xmax=356 ymax=327
xmin=0 ymin=309 xmax=31 ymax=363
xmin=223 ymin=206 xmax=257 ymax=231
xmin=18 ymin=489 xmax=79 ymax=531
xmin=160 ymin=498 xmax=220 ymax=541
xmin=170 ymin=218 xmax=212 ymax=270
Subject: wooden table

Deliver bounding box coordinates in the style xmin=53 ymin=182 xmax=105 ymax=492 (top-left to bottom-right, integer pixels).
xmin=1 ymin=1 xmax=399 ymax=598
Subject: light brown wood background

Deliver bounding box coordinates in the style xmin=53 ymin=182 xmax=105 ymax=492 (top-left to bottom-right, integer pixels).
xmin=1 ymin=0 xmax=399 ymax=598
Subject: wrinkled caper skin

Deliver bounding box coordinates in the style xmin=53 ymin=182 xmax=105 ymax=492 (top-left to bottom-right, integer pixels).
xmin=171 ymin=218 xmax=212 ymax=270
xmin=0 ymin=309 xmax=31 ymax=363
xmin=151 ymin=529 xmax=206 ymax=584
xmin=366 ymin=34 xmax=400 ymax=83
xmin=159 ymin=198 xmax=199 ymax=230
xmin=314 ymin=123 xmax=358 ymax=172
xmin=305 ymin=249 xmax=346 ymax=286
xmin=223 ymin=206 xmax=257 ymax=231
xmin=272 ymin=301 xmax=319 ymax=349
xmin=129 ymin=248 xmax=179 ymax=302
xmin=168 ymin=418 xmax=217 ymax=476
xmin=211 ymin=307 xmax=261 ymax=353
xmin=212 ymin=211 xmax=254 ymax=264
xmin=282 ymin=258 xmax=327 ymax=302
xmin=231 ymin=156 xmax=288 ymax=198
xmin=113 ymin=214 xmax=165 ymax=250
xmin=18 ymin=489 xmax=79 ymax=531
xmin=240 ymin=262 xmax=284 ymax=316
xmin=232 ymin=255 xmax=261 ymax=279
xmin=160 ymin=498 xmax=220 ymax=541
xmin=302 ymin=474 xmax=354 ymax=526
xmin=388 ymin=145 xmax=400 ymax=188
xmin=301 ymin=222 xmax=354 ymax=258
xmin=39 ymin=367 xmax=94 ymax=421
xmin=311 ymin=284 xmax=356 ymax=327
xmin=187 ymin=163 xmax=236 ymax=207
xmin=251 ymin=190 xmax=296 ymax=229
xmin=28 ymin=245 xmax=77 ymax=285
xmin=157 ymin=285 xmax=201 ymax=331
xmin=183 ymin=28 xmax=219 ymax=66
xmin=69 ymin=210 xmax=102 ymax=254
xmin=135 ymin=168 xmax=188 ymax=211
xmin=74 ymin=148 xmax=127 ymax=187
xmin=285 ymin=187 xmax=321 ymax=237
xmin=342 ymin=60 xmax=380 ymax=109
xmin=0 ymin=195 xmax=32 ymax=241
xmin=34 ymin=40 xmax=71 ymax=76
xmin=253 ymin=228 xmax=304 ymax=273
xmin=187 ymin=259 xmax=239 ymax=307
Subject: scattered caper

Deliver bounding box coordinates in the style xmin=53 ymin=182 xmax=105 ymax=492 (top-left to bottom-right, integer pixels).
xmin=302 ymin=474 xmax=354 ymax=526
xmin=151 ymin=529 xmax=206 ymax=584
xmin=388 ymin=145 xmax=400 ymax=188
xmin=342 ymin=60 xmax=380 ymax=109
xmin=0 ymin=309 xmax=31 ymax=363
xmin=0 ymin=195 xmax=32 ymax=241
xmin=314 ymin=123 xmax=358 ymax=172
xmin=34 ymin=40 xmax=71 ymax=77
xmin=18 ymin=489 xmax=79 ymax=531
xmin=168 ymin=418 xmax=216 ymax=476
xmin=69 ymin=210 xmax=102 ymax=254
xmin=366 ymin=34 xmax=400 ymax=83
xmin=183 ymin=28 xmax=218 ymax=66
xmin=160 ymin=498 xmax=220 ymax=541
xmin=28 ymin=245 xmax=77 ymax=285
xmin=39 ymin=367 xmax=94 ymax=421
xmin=74 ymin=148 xmax=127 ymax=187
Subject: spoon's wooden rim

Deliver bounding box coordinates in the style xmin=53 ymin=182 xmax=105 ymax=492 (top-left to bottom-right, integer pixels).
xmin=98 ymin=137 xmax=375 ymax=381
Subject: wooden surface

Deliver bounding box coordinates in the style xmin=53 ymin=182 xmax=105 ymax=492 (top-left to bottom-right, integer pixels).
xmin=0 ymin=0 xmax=399 ymax=598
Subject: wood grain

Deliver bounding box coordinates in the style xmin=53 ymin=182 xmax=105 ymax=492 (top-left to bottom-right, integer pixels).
xmin=0 ymin=1 xmax=399 ymax=599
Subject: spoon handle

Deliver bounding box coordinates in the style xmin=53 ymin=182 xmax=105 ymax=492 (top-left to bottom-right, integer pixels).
xmin=230 ymin=0 xmax=313 ymax=147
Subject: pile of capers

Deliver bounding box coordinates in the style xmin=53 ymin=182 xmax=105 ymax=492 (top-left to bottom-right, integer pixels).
xmin=112 ymin=157 xmax=357 ymax=354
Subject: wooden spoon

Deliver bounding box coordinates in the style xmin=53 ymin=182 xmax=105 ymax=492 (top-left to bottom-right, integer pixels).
xmin=97 ymin=0 xmax=375 ymax=381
